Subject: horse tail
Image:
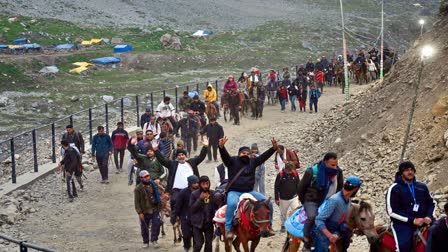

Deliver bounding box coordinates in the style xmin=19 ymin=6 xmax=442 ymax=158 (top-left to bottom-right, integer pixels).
xmin=281 ymin=233 xmax=290 ymax=252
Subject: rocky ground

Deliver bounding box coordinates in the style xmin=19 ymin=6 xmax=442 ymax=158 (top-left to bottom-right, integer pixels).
xmin=1 ymin=86 xmax=375 ymax=251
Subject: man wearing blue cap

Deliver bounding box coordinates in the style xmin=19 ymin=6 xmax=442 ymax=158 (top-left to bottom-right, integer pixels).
xmin=311 ymin=175 xmax=363 ymax=252
xmin=218 ymin=136 xmax=278 ymax=239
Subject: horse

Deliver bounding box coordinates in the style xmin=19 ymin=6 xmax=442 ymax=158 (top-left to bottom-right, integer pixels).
xmin=281 ymin=200 xmax=379 ymax=252
xmin=225 ymin=90 xmax=243 ymax=125
xmin=240 ymin=90 xmax=251 ymax=118
xmin=216 ymin=197 xmax=272 ymax=252
xmin=205 ymin=101 xmax=219 ymax=120
xmin=369 ymin=224 xmax=429 ymax=252
xmin=221 ymin=92 xmax=231 ymax=122
xmin=158 ymin=183 xmax=183 ymax=243
xmin=352 ymin=62 xmax=368 ymax=85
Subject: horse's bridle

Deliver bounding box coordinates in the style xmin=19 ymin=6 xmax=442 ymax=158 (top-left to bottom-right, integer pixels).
xmin=249 ymin=204 xmax=270 ymax=228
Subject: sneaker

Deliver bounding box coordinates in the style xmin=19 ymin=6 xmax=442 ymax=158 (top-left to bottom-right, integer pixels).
xmin=152 ymin=241 xmax=159 ymax=248
xmin=303 ymin=240 xmax=311 ymax=252
xmin=68 ymin=197 xmax=74 ymax=202
xmin=73 ymin=193 xmax=78 ymax=198
xmin=115 ymin=170 xmax=119 ymax=174
xmin=142 ymin=243 xmax=149 ymax=248
xmin=225 ymin=230 xmax=234 ymax=239
xmin=100 ymin=180 xmax=105 ymax=184
xmin=79 ymin=186 xmax=84 ymax=192
xmin=104 ymin=180 xmax=109 ymax=184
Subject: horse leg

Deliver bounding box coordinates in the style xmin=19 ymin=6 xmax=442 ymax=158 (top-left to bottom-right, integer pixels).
xmin=250 ymin=237 xmax=261 ymax=252
xmin=290 ymin=238 xmax=301 ymax=252
xmin=233 ymin=236 xmax=242 ymax=252
xmin=176 ymin=223 xmax=183 ymax=242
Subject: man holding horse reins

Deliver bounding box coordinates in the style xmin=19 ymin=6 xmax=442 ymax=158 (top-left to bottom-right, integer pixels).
xmin=218 ymin=136 xmax=278 ymax=239
xmin=386 ymin=161 xmax=435 ymax=252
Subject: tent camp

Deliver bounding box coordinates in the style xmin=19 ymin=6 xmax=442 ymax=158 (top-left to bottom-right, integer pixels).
xmin=192 ymin=30 xmax=212 ymax=38
xmin=22 ymin=43 xmax=41 ymax=49
xmin=72 ymin=62 xmax=93 ymax=67
xmin=0 ymin=45 xmax=8 ymax=49
xmin=55 ymin=44 xmax=77 ymax=50
xmin=13 ymin=38 xmax=28 ymax=44
xmin=90 ymin=57 xmax=121 ymax=65
xmin=39 ymin=66 xmax=59 ymax=74
xmin=113 ymin=45 xmax=132 ymax=53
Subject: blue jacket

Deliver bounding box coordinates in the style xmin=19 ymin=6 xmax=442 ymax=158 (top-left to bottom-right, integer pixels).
xmin=219 ymin=146 xmax=275 ymax=192
xmin=315 ymin=191 xmax=350 ymax=231
xmin=91 ymin=133 xmax=112 ymax=157
xmin=309 ymin=89 xmax=321 ymax=99
xmin=386 ymin=173 xmax=435 ymax=225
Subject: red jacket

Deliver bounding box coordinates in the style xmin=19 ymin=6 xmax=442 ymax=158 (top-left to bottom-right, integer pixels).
xmin=111 ymin=129 xmax=129 ymax=149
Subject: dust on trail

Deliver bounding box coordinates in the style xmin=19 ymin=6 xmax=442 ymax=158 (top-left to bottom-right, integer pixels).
xmin=10 ymin=86 xmax=368 ymax=252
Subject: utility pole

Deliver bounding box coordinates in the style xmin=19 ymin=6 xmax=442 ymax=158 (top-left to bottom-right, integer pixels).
xmin=339 ymin=0 xmax=350 ymax=100
xmin=380 ymin=0 xmax=384 ymax=80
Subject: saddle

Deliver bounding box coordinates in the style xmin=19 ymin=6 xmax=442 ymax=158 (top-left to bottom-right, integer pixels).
xmin=381 ymin=225 xmax=429 ymax=252
xmin=233 ymin=199 xmax=252 ymax=228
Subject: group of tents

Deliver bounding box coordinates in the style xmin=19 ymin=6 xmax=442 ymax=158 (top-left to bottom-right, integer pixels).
xmin=0 ymin=38 xmax=42 ymax=54
xmin=68 ymin=57 xmax=121 ymax=74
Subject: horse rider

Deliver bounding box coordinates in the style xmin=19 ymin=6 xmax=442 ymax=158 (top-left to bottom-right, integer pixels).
xmin=204 ymin=83 xmax=220 ymax=117
xmin=223 ymin=75 xmax=238 ymax=94
xmin=155 ymin=96 xmax=177 ymax=131
xmin=297 ymin=64 xmax=307 ymax=77
xmin=386 ymin=161 xmax=435 ymax=252
xmin=190 ymin=95 xmax=207 ymax=127
xmin=218 ymin=136 xmax=278 ymax=239
xmin=297 ymin=152 xmax=344 ymax=252
xmin=354 ymin=52 xmax=366 ymax=66
xmin=311 ymin=176 xmax=363 ymax=252
xmin=321 ymin=56 xmax=330 ymax=70
xmin=247 ymin=70 xmax=259 ymax=90
xmin=174 ymin=111 xmax=200 ymax=156
xmin=179 ymin=91 xmax=193 ymax=113
xmin=306 ymin=58 xmax=315 ymax=73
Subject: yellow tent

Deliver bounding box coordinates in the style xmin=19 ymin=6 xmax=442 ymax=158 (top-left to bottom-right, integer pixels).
xmin=81 ymin=40 xmax=93 ymax=45
xmin=90 ymin=38 xmax=103 ymax=44
xmin=72 ymin=62 xmax=93 ymax=67
xmin=69 ymin=66 xmax=89 ymax=74
xmin=8 ymin=45 xmax=24 ymax=49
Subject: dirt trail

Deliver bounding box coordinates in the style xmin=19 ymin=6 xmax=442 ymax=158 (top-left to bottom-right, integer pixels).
xmin=7 ymin=86 xmax=368 ymax=252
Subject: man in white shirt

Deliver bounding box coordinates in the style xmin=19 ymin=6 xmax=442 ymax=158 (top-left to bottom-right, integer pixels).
xmin=155 ymin=96 xmax=177 ymax=131
xmin=143 ymin=115 xmax=161 ymax=140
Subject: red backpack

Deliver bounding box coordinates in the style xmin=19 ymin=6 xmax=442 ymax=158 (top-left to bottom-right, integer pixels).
xmin=279 ymin=169 xmax=298 ymax=178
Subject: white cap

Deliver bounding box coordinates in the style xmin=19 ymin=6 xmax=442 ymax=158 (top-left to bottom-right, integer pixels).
xmin=139 ymin=170 xmax=150 ymax=178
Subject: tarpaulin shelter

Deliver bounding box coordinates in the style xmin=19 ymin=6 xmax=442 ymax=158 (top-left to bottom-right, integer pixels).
xmin=54 ymin=44 xmax=76 ymax=49
xmin=39 ymin=66 xmax=59 ymax=74
xmin=0 ymin=45 xmax=8 ymax=49
xmin=22 ymin=43 xmax=41 ymax=49
xmin=72 ymin=62 xmax=93 ymax=67
xmin=69 ymin=66 xmax=89 ymax=74
xmin=90 ymin=39 xmax=103 ymax=44
xmin=13 ymin=38 xmax=28 ymax=44
xmin=90 ymin=57 xmax=120 ymax=65
xmin=113 ymin=45 xmax=132 ymax=53
xmin=192 ymin=30 xmax=212 ymax=37
xmin=81 ymin=40 xmax=93 ymax=45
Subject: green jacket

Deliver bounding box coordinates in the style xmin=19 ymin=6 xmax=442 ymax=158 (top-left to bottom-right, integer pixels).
xmin=129 ymin=144 xmax=166 ymax=180
xmin=134 ymin=183 xmax=158 ymax=214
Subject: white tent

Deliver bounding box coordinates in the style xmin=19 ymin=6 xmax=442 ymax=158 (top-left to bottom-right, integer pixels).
xmin=192 ymin=30 xmax=212 ymax=37
xmin=39 ymin=66 xmax=59 ymax=74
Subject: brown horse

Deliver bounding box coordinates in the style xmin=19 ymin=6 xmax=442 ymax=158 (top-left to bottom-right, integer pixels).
xmin=352 ymin=62 xmax=368 ymax=85
xmin=369 ymin=224 xmax=429 ymax=252
xmin=217 ymin=198 xmax=272 ymax=252
xmin=158 ymin=186 xmax=183 ymax=243
xmin=205 ymin=101 xmax=219 ymax=120
xmin=282 ymin=200 xmax=379 ymax=252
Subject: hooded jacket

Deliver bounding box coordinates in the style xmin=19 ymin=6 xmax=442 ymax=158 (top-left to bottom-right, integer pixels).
xmin=203 ymin=84 xmax=217 ymax=102
xmin=386 ymin=173 xmax=435 ymax=225
xmin=189 ymin=183 xmax=215 ymax=228
xmin=219 ymin=146 xmax=276 ymax=192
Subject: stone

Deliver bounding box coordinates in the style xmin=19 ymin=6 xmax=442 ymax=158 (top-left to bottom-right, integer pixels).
xmin=31 ymin=102 xmax=39 ymax=109
xmin=160 ymin=34 xmax=182 ymax=50
xmin=334 ymin=137 xmax=342 ymax=143
xmin=0 ymin=96 xmax=8 ymax=107
xmin=441 ymin=185 xmax=448 ymax=194
xmin=155 ymin=27 xmax=163 ymax=32
xmin=102 ymin=95 xmax=114 ymax=103
xmin=432 ymin=95 xmax=448 ymax=117
xmin=0 ymin=204 xmax=20 ymax=225
xmin=70 ymin=96 xmax=79 ymax=102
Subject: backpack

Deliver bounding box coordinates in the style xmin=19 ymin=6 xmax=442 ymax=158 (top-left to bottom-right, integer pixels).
xmin=279 ymin=169 xmax=298 ymax=178
xmin=289 ymin=149 xmax=301 ymax=169
xmin=307 ymin=164 xmax=319 ymax=186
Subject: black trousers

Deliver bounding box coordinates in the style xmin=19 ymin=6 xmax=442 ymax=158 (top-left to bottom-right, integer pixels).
xmin=207 ymin=142 xmax=218 ymax=161
xmin=113 ymin=148 xmax=125 ymax=170
xmin=96 ymin=154 xmax=109 ymax=180
xmin=309 ymin=97 xmax=318 ymax=112
xmin=192 ymin=224 xmax=214 ymax=252
xmin=181 ymin=219 xmax=194 ymax=250
xmin=66 ymin=172 xmax=77 ymax=198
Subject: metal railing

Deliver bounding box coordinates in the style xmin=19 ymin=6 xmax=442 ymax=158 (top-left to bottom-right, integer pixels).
xmin=0 ymin=233 xmax=57 ymax=252
xmin=0 ymin=80 xmax=220 ymax=184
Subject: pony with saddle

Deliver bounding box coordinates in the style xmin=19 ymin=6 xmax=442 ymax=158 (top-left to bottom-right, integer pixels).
xmin=370 ymin=224 xmax=429 ymax=252
xmin=221 ymin=90 xmax=243 ymax=125
xmin=214 ymin=194 xmax=272 ymax=252
xmin=282 ymin=199 xmax=379 ymax=252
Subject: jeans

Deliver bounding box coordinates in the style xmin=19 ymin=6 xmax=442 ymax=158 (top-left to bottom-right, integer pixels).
xmin=280 ymin=98 xmax=287 ymax=111
xmin=303 ymin=201 xmax=319 ymax=238
xmin=311 ymin=221 xmax=349 ymax=252
xmin=289 ymin=95 xmax=297 ymax=111
xmin=127 ymin=158 xmax=135 ymax=185
xmin=207 ymin=142 xmax=219 ymax=161
xmin=96 ymin=154 xmax=109 ymax=180
xmin=182 ymin=136 xmax=193 ymax=155
xmin=113 ymin=148 xmax=125 ymax=170
xmin=225 ymin=190 xmax=273 ymax=231
xmin=192 ymin=224 xmax=214 ymax=252
xmin=140 ymin=211 xmax=161 ymax=244
xmin=254 ymin=165 xmax=266 ymax=195
xmin=309 ymin=97 xmax=318 ymax=112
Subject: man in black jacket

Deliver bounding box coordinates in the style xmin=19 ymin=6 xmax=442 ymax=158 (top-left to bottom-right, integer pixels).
xmin=201 ymin=117 xmax=224 ymax=162
xmin=59 ymin=140 xmax=81 ymax=202
xmin=61 ymin=124 xmax=85 ymax=190
xmin=190 ymin=176 xmax=215 ymax=252
xmin=172 ymin=175 xmax=199 ymax=252
xmin=426 ymin=202 xmax=448 ymax=252
xmin=140 ymin=107 xmax=152 ymax=129
xmin=219 ymin=136 xmax=278 ymax=239
xmin=274 ymin=162 xmax=300 ymax=232
xmin=297 ymin=152 xmax=344 ymax=251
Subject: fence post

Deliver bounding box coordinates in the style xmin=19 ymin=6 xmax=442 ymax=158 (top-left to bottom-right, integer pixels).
xmin=51 ymin=123 xmax=56 ymax=163
xmin=136 ymin=95 xmax=140 ymax=128
xmin=32 ymin=129 xmax=38 ymax=173
xmin=163 ymin=90 xmax=166 ymax=99
xmin=215 ymin=80 xmax=218 ymax=98
xmin=19 ymin=242 xmax=28 ymax=252
xmin=186 ymin=85 xmax=189 ymax=92
xmin=69 ymin=115 xmax=73 ymax=127
xmin=88 ymin=108 xmax=93 ymax=144
xmin=120 ymin=98 xmax=124 ymax=124
xmin=175 ymin=87 xmax=178 ymax=112
xmin=196 ymin=83 xmax=199 ymax=92
xmin=105 ymin=103 xmax=109 ymax=134
xmin=150 ymin=92 xmax=154 ymax=113
xmin=10 ymin=138 xmax=16 ymax=184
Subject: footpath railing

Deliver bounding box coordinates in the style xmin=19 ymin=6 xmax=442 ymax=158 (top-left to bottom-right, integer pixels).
xmin=0 ymin=80 xmax=220 ymax=184
xmin=0 ymin=233 xmax=57 ymax=252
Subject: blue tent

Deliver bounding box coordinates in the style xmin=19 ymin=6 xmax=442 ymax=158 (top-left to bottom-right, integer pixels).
xmin=54 ymin=44 xmax=76 ymax=49
xmin=0 ymin=45 xmax=8 ymax=49
xmin=90 ymin=57 xmax=121 ymax=65
xmin=13 ymin=38 xmax=28 ymax=45
xmin=22 ymin=44 xmax=41 ymax=49
xmin=113 ymin=44 xmax=132 ymax=53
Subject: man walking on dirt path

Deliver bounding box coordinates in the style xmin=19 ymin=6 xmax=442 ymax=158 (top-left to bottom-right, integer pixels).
xmin=275 ymin=162 xmax=300 ymax=233
xmin=218 ymin=136 xmax=277 ymax=239
xmin=59 ymin=139 xmax=81 ymax=202
xmin=134 ymin=170 xmax=162 ymax=249
xmin=91 ymin=125 xmax=113 ymax=184
xmin=111 ymin=122 xmax=129 ymax=174
xmin=252 ymin=143 xmax=266 ymax=196
xmin=140 ymin=107 xmax=152 ymax=129
xmin=274 ymin=145 xmax=300 ymax=171
xmin=172 ymin=175 xmax=199 ymax=252
xmin=61 ymin=124 xmax=85 ymax=191
xmin=298 ymin=152 xmax=344 ymax=252
xmin=201 ymin=117 xmax=224 ymax=163
xmin=174 ymin=112 xmax=199 ymax=156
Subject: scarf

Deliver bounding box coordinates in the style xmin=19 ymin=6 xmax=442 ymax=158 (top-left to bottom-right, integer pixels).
xmin=142 ymin=179 xmax=161 ymax=204
xmin=316 ymin=161 xmax=339 ymax=188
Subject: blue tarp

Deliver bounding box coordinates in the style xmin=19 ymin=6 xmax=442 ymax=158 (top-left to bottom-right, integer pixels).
xmin=13 ymin=38 xmax=28 ymax=45
xmin=55 ymin=44 xmax=76 ymax=49
xmin=0 ymin=45 xmax=8 ymax=49
xmin=113 ymin=44 xmax=132 ymax=53
xmin=90 ymin=57 xmax=121 ymax=65
xmin=22 ymin=43 xmax=41 ymax=49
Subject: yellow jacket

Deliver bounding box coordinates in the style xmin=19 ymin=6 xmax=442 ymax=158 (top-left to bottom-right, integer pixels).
xmin=203 ymin=84 xmax=217 ymax=102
